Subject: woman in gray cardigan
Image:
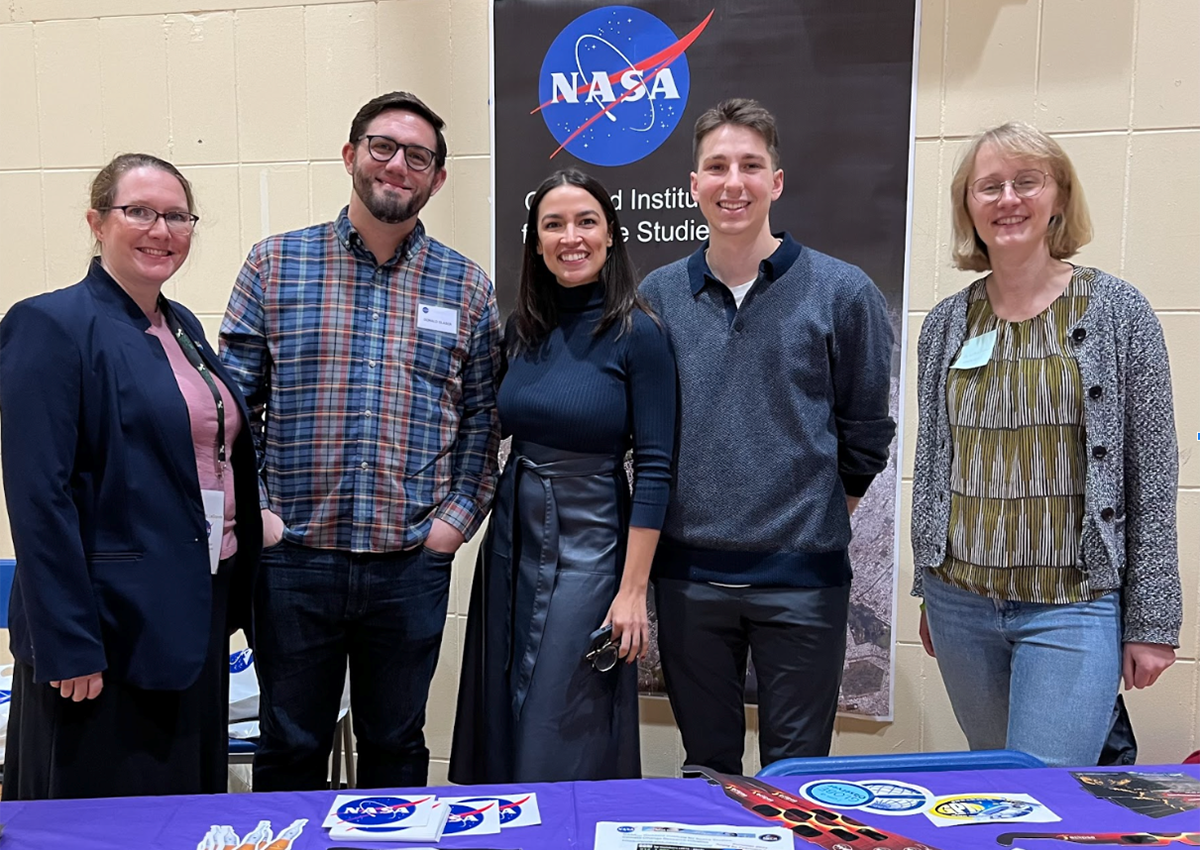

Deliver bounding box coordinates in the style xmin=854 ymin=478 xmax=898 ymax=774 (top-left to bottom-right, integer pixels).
xmin=910 ymin=121 xmax=1181 ymax=767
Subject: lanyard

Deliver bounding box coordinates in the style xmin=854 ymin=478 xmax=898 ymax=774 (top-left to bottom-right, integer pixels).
xmin=159 ymin=300 xmax=227 ymax=470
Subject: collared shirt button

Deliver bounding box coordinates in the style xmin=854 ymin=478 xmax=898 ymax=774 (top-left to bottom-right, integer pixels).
xmin=733 ymin=320 xmax=744 ymax=332
xmin=1088 ymin=385 xmax=1103 ymax=399
xmin=372 ymin=312 xmax=380 ymax=321
xmin=1100 ymin=507 xmax=1115 ymax=521
xmin=360 ymin=461 xmax=369 ymax=470
xmin=1092 ymin=445 xmax=1107 ymax=459
xmin=1072 ymin=327 xmax=1087 ymax=342
xmin=367 ymin=359 xmax=376 ymax=368
xmin=364 ymin=409 xmax=372 ymax=417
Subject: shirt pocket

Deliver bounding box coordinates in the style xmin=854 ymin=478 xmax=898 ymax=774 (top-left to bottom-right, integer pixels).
xmin=409 ymin=328 xmax=466 ymax=388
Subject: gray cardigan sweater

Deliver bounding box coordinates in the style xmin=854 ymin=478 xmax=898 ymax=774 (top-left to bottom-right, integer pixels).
xmin=910 ymin=266 xmax=1182 ymax=646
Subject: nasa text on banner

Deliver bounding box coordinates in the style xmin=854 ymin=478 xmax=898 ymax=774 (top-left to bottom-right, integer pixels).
xmin=492 ymin=0 xmax=918 ymax=719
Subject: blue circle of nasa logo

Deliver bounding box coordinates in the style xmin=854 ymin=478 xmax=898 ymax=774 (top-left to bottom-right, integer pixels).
xmin=759 ymin=835 xmax=781 ymax=842
xmin=422 ymin=306 xmax=429 ymax=313
xmin=336 ymin=796 xmax=422 ymax=829
xmin=228 ymin=648 xmax=253 ymax=674
xmin=536 ymin=6 xmax=711 ymax=167
xmin=618 ymin=825 xmax=634 ymax=834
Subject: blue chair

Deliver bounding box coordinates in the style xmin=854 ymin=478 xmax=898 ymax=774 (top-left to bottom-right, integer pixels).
xmin=757 ymin=749 xmax=1045 ymax=777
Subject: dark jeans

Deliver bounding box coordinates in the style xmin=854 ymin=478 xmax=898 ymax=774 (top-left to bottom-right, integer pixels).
xmin=251 ymin=540 xmax=453 ymax=791
xmin=655 ymin=578 xmax=850 ymax=775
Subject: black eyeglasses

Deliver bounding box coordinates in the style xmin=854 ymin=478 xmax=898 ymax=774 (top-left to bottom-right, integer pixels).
xmin=361 ymin=135 xmax=437 ymax=171
xmin=101 ymin=205 xmax=199 ymax=232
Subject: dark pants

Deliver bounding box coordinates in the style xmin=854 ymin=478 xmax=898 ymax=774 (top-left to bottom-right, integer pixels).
xmin=251 ymin=541 xmax=453 ymax=791
xmin=655 ymin=578 xmax=850 ymax=775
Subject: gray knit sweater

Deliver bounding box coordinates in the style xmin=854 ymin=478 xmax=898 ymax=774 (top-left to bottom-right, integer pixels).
xmin=641 ymin=234 xmax=896 ymax=587
xmin=910 ymin=266 xmax=1182 ymax=646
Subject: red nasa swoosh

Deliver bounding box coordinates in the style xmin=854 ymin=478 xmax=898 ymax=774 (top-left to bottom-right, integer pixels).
xmin=498 ymin=795 xmax=531 ymax=811
xmin=532 ymin=10 xmax=714 ymax=159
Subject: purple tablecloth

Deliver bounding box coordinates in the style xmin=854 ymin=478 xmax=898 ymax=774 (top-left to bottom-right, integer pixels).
xmin=0 ymin=764 xmax=1196 ymax=848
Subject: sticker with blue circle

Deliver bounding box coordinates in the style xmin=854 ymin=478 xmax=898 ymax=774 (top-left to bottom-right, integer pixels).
xmin=800 ymin=780 xmax=876 ymax=808
xmin=858 ymin=780 xmax=935 ymax=815
xmin=800 ymin=779 xmax=933 ymax=816
xmin=335 ymin=796 xmax=424 ymax=831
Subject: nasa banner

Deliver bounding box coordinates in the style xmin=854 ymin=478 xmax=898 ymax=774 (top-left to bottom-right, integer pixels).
xmin=492 ymin=0 xmax=917 ymax=720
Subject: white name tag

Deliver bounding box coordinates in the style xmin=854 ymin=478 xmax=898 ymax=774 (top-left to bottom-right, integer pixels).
xmin=950 ymin=329 xmax=998 ymax=370
xmin=417 ymin=303 xmax=459 ymax=335
xmin=202 ymin=489 xmax=224 ymax=575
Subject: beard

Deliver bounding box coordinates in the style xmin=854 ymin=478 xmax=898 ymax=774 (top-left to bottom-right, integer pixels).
xmin=353 ymin=165 xmax=432 ymax=225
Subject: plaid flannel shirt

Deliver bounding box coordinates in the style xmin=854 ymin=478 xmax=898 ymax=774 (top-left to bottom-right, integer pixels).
xmin=219 ymin=208 xmax=500 ymax=552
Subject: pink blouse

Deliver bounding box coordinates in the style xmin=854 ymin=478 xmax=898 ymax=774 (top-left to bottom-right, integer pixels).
xmin=146 ymin=319 xmax=242 ymax=558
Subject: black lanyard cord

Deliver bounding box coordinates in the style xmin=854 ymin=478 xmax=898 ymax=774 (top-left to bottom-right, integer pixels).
xmin=159 ymin=300 xmax=227 ymax=469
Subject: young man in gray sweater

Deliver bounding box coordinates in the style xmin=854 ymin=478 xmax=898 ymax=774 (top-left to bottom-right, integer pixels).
xmin=640 ymin=98 xmax=896 ymax=774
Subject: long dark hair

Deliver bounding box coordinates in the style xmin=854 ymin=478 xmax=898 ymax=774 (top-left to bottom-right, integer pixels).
xmin=511 ymin=169 xmax=652 ymax=352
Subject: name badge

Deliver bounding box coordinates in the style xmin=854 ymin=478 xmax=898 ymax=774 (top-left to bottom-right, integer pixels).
xmin=417 ymin=303 xmax=459 ymax=335
xmin=950 ymin=329 xmax=997 ymax=370
xmin=202 ymin=489 xmax=224 ymax=575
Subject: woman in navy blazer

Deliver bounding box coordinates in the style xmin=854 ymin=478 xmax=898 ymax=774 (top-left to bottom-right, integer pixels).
xmin=0 ymin=154 xmax=261 ymax=799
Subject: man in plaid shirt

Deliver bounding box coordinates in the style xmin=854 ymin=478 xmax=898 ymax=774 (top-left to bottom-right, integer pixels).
xmin=220 ymin=91 xmax=500 ymax=791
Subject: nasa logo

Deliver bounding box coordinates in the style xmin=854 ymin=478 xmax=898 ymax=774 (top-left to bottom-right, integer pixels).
xmin=336 ymin=796 xmax=422 ymax=830
xmin=228 ymin=647 xmax=253 ymax=674
xmin=535 ymin=5 xmax=712 ymax=166
xmin=443 ymin=801 xmax=493 ymax=835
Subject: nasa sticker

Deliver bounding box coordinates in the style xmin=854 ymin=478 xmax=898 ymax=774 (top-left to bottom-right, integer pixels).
xmin=323 ymin=795 xmax=434 ymax=832
xmin=536 ymin=5 xmax=712 ymax=166
xmin=456 ymin=793 xmax=541 ymax=828
xmin=441 ymin=797 xmax=501 ymax=836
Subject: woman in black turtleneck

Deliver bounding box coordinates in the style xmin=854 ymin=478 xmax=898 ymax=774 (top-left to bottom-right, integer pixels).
xmin=450 ymin=169 xmax=677 ymax=783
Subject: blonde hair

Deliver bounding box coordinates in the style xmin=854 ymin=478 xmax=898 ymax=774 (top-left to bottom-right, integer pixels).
xmin=950 ymin=121 xmax=1092 ymax=272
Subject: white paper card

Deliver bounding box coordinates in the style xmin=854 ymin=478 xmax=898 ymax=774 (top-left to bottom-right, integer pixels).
xmin=201 ymin=489 xmax=224 ymax=575
xmin=594 ymin=821 xmax=793 ymax=850
xmin=950 ymin=329 xmax=997 ymax=370
xmin=417 ymin=303 xmax=459 ymax=335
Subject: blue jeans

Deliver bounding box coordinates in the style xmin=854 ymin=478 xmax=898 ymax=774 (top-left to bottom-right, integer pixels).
xmin=252 ymin=541 xmax=453 ymax=790
xmin=923 ymin=573 xmax=1121 ymax=768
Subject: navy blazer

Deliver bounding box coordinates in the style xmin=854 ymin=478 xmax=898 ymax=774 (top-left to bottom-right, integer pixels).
xmin=0 ymin=260 xmax=262 ymax=689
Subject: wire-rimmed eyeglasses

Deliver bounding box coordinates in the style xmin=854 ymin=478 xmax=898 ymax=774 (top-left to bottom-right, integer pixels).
xmin=970 ymin=170 xmax=1052 ymax=203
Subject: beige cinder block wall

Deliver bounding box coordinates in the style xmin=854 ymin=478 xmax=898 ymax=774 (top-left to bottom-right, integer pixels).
xmin=0 ymin=0 xmax=1195 ymax=778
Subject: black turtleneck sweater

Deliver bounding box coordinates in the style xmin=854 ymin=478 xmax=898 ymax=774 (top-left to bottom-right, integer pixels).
xmin=497 ymin=282 xmax=676 ymax=530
